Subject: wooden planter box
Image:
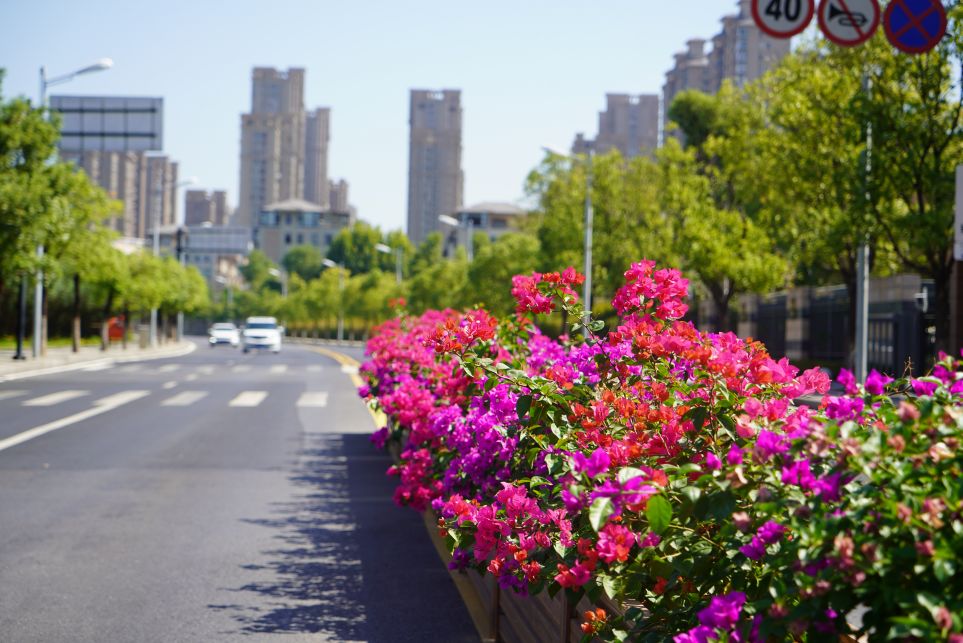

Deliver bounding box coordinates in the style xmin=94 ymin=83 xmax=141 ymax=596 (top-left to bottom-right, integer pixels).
xmin=421 ymin=509 xmax=605 ymax=643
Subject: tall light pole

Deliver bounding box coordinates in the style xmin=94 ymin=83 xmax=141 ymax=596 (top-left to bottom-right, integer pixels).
xmin=322 ymin=258 xmax=344 ymax=341
xmin=438 ymin=214 xmax=474 ymax=262
xmin=30 ymin=58 xmax=112 ymax=359
xmin=375 ymin=243 xmax=402 ymax=284
xmin=150 ymin=176 xmax=196 ymax=347
xmin=268 ymin=267 xmax=288 ymax=297
xmin=543 ymin=143 xmax=593 ymax=334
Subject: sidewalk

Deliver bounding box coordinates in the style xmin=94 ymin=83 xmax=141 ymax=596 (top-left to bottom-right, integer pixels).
xmin=0 ymin=340 xmax=196 ymax=382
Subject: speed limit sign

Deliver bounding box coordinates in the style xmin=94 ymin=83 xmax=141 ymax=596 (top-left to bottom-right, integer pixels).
xmin=752 ymin=0 xmax=815 ymax=38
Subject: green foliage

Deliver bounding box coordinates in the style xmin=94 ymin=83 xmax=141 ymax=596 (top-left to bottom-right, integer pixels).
xmin=281 ymin=244 xmax=323 ymax=281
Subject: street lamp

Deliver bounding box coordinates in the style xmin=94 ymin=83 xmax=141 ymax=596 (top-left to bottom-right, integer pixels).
xmin=214 ymin=275 xmax=234 ymax=320
xmin=375 ymin=243 xmax=403 ymax=284
xmin=21 ymin=58 xmax=112 ymax=360
xmin=542 ymin=143 xmax=594 ymax=335
xmin=267 ymin=267 xmax=288 ymax=297
xmin=150 ymin=176 xmax=197 ymax=347
xmin=438 ymin=213 xmax=474 ymax=262
xmin=322 ymin=258 xmax=344 ymax=341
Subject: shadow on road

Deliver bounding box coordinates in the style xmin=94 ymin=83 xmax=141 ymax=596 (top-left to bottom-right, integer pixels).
xmin=210 ymin=433 xmax=477 ymax=641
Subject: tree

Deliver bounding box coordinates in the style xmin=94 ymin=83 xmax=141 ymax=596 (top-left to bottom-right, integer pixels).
xmin=0 ymin=71 xmax=61 ymax=298
xmin=326 ymin=221 xmax=383 ymax=274
xmin=282 ymin=244 xmax=323 ymax=281
xmin=463 ymin=233 xmax=540 ymax=315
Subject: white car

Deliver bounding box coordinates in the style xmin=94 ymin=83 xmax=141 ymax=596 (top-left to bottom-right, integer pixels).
xmin=208 ymin=322 xmax=240 ymax=348
xmin=242 ymin=316 xmax=283 ymax=353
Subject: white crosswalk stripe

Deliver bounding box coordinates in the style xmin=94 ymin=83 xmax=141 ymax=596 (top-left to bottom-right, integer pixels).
xmin=296 ymin=392 xmax=328 ymax=407
xmin=157 ymin=364 xmax=180 ymax=373
xmin=197 ymin=365 xmax=215 ymax=375
xmin=0 ymin=390 xmax=27 ymax=401
xmin=269 ymin=365 xmax=287 ymax=374
xmin=228 ymin=391 xmax=268 ymax=407
xmin=307 ymin=365 xmax=323 ymax=373
xmin=232 ymin=365 xmax=251 ymax=373
xmin=23 ymin=390 xmax=89 ymax=406
xmin=161 ymin=391 xmax=208 ymax=406
xmin=118 ymin=365 xmax=143 ymax=373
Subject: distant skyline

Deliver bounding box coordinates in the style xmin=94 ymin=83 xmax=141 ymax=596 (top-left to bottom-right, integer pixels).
xmin=1 ymin=1 xmax=774 ymax=234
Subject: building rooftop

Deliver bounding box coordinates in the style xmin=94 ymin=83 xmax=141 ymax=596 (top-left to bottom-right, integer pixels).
xmin=460 ymin=202 xmax=526 ymax=216
xmin=262 ymin=198 xmax=325 ymax=213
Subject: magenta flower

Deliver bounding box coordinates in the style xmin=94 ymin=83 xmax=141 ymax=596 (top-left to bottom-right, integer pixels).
xmin=864 ymin=369 xmax=893 ymax=396
xmin=727 ymin=444 xmax=744 ymax=465
xmin=757 ymin=520 xmax=786 ymax=545
xmin=705 ymin=451 xmax=722 ymax=470
xmin=837 ymin=368 xmax=859 ymax=394
xmin=740 ymin=536 xmax=767 ymax=560
xmin=572 ymin=447 xmax=610 ymax=478
xmin=698 ymin=591 xmax=747 ymax=629
xmin=912 ymin=379 xmax=939 ymax=396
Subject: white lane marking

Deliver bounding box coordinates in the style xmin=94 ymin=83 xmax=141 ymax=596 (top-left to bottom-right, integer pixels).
xmin=23 ymin=390 xmax=89 ymax=407
xmin=83 ymin=363 xmax=113 ymax=372
xmin=157 ymin=364 xmax=180 ymax=373
xmin=0 ymin=390 xmax=150 ymax=454
xmin=269 ymin=365 xmax=287 ymax=374
xmin=229 ymin=391 xmax=268 ymax=407
xmin=296 ymin=392 xmax=329 ymax=407
xmin=162 ymin=381 xmax=178 ymax=389
xmin=197 ymin=365 xmax=215 ymax=375
xmin=161 ymin=391 xmax=208 ymax=406
xmin=118 ymin=365 xmax=143 ymax=373
xmin=185 ymin=373 xmax=199 ymax=382
xmin=307 ymin=365 xmax=322 ymax=373
xmin=341 ymin=365 xmax=359 ymax=375
xmin=0 ymin=390 xmax=27 ymax=401
xmin=232 ymin=365 xmax=251 ymax=373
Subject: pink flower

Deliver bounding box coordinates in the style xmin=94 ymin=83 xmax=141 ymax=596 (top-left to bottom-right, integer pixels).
xmin=572 ymin=447 xmax=610 ymax=478
xmin=597 ymin=523 xmax=636 ymax=563
xmin=705 ymin=452 xmax=722 ymax=470
xmin=864 ymin=369 xmax=893 ymax=396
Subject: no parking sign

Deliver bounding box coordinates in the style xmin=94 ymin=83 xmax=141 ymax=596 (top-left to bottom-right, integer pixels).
xmin=883 ymin=0 xmax=947 ymax=54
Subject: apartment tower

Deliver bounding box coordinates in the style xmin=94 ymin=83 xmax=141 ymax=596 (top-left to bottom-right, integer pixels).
xmin=407 ymin=89 xmax=463 ymax=245
xmin=237 ymin=67 xmax=330 ymax=229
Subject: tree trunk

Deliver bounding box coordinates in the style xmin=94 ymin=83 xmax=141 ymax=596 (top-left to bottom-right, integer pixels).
xmin=72 ymin=273 xmax=81 ymax=353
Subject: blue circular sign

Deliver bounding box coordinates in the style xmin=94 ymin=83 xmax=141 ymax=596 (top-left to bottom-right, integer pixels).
xmin=883 ymin=0 xmax=947 ymax=54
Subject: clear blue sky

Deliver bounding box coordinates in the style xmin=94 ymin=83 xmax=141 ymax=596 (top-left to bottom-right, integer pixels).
xmin=2 ymin=0 xmax=736 ymax=234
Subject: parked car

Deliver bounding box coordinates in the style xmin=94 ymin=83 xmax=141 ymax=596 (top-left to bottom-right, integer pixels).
xmin=208 ymin=322 xmax=240 ymax=347
xmin=241 ymin=316 xmax=282 ymax=353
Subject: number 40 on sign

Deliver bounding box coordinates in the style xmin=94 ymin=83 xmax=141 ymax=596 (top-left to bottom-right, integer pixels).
xmin=752 ymin=0 xmax=816 ymax=38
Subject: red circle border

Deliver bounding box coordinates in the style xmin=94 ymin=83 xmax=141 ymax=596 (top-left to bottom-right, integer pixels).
xmin=751 ymin=0 xmax=816 ymax=38
xmin=817 ymin=0 xmax=880 ymax=47
xmin=882 ymin=0 xmax=947 ymax=54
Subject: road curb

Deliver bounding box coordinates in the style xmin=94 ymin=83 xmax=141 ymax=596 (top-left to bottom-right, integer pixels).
xmin=0 ymin=342 xmax=197 ymax=383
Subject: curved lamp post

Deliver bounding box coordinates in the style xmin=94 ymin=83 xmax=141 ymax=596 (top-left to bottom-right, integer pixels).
xmin=322 ymin=258 xmax=344 ymax=341
xmin=22 ymin=58 xmax=112 ymax=360
xmin=150 ymin=176 xmax=197 ymax=347
xmin=375 ymin=243 xmax=402 ymax=284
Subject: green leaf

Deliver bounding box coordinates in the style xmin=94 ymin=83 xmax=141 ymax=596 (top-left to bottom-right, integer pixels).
xmin=601 ymin=573 xmax=619 ymax=600
xmin=934 ymin=557 xmax=956 ymax=582
xmin=646 ymin=495 xmax=672 ymax=534
xmin=516 ymin=394 xmax=532 ymax=419
xmin=617 ymin=467 xmax=646 ymax=484
xmin=589 ymin=497 xmax=614 ymax=532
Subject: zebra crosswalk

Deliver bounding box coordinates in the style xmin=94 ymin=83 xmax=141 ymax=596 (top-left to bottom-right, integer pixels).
xmin=11 ymin=388 xmax=329 ymax=410
xmin=111 ymin=363 xmax=325 ymax=375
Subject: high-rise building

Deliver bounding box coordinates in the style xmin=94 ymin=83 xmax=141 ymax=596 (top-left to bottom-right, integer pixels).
xmin=184 ymin=189 xmax=229 ymax=226
xmin=662 ymin=0 xmax=791 ymax=136
xmin=329 ymin=178 xmax=350 ymax=212
xmin=51 ymin=95 xmax=175 ymax=240
xmin=304 ymin=108 xmax=331 ymax=209
xmin=573 ymin=94 xmax=660 ymax=159
xmin=407 ymin=89 xmax=463 ymax=245
xmin=237 ymin=67 xmax=330 ymax=229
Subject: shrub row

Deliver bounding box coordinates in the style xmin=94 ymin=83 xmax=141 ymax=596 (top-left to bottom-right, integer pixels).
xmin=359 ymin=260 xmax=963 ymax=641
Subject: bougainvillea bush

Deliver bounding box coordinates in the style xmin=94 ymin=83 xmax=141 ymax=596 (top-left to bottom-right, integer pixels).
xmin=358 ymin=260 xmax=963 ymax=642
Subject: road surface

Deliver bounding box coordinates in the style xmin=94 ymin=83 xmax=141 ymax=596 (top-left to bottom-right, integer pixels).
xmin=0 ymin=338 xmax=476 ymax=642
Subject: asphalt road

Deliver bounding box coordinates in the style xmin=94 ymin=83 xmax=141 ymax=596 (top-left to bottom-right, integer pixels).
xmin=0 ymin=338 xmax=476 ymax=642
